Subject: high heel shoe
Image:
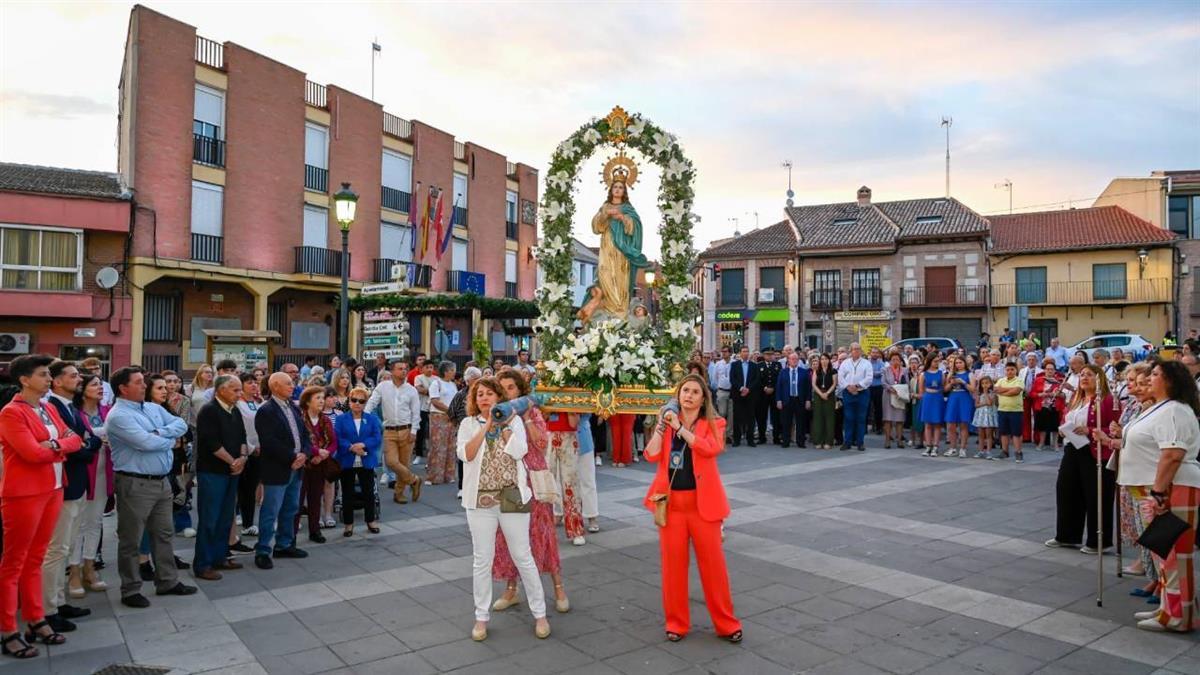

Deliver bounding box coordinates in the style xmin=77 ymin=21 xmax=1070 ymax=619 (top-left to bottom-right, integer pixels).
xmin=1 ymin=632 xmax=37 ymax=659
xmin=23 ymin=621 xmax=65 ymax=645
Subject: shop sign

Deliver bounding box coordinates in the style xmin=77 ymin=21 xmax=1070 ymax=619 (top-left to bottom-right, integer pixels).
xmin=715 ymin=309 xmax=751 ymax=321
xmin=860 ymin=324 xmax=891 ymax=351
xmin=834 ymin=310 xmax=892 ymax=321
xmin=73 ymin=328 xmax=96 ymax=338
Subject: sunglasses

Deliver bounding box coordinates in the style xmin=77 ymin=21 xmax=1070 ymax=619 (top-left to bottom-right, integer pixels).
xmin=350 ymin=398 xmax=367 ymax=404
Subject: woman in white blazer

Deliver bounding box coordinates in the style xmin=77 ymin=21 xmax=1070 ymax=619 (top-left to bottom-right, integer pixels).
xmin=457 ymin=377 xmax=548 ymax=642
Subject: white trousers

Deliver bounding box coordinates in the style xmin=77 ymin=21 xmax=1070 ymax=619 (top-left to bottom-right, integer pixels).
xmin=576 ymin=451 xmax=599 ymax=519
xmin=71 ymin=452 xmax=107 ymax=565
xmin=465 ymin=506 xmax=546 ymax=622
xmin=43 ymin=498 xmax=85 ymax=614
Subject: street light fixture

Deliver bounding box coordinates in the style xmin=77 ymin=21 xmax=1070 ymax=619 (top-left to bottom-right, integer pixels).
xmin=644 ymin=270 xmax=656 ymax=286
xmin=1137 ymin=247 xmax=1148 ymax=278
xmin=333 ymin=182 xmax=359 ymax=358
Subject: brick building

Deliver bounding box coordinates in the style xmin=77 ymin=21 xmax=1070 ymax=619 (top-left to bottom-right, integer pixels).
xmin=119 ymin=5 xmax=538 ymax=373
xmin=0 ymin=163 xmax=133 ymax=372
xmin=790 ymin=187 xmax=990 ymax=351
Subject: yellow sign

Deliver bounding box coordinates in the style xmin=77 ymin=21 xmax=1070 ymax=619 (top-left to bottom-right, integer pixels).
xmin=861 ymin=324 xmax=891 ymax=351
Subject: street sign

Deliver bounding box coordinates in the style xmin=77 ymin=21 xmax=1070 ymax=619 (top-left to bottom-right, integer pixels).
xmin=363 ymin=335 xmax=400 ymax=347
xmin=364 ymin=310 xmax=403 ymax=322
xmin=362 ymin=282 xmax=405 ymax=296
xmin=362 ymin=348 xmax=405 ymax=360
xmin=363 ymin=321 xmax=402 ymax=334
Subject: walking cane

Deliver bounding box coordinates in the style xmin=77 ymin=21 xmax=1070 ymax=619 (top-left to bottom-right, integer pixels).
xmin=1112 ymin=391 xmax=1123 ymax=579
xmin=1094 ymin=395 xmax=1104 ymax=607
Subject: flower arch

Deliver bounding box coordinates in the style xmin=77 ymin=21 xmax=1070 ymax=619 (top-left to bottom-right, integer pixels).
xmin=534 ymin=108 xmax=699 ymax=379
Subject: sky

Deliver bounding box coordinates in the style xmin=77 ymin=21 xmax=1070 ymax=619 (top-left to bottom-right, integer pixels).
xmin=2 ymin=0 xmax=1199 ymax=257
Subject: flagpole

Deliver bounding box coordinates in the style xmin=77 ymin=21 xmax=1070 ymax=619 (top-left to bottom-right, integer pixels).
xmin=371 ymin=39 xmax=381 ymax=101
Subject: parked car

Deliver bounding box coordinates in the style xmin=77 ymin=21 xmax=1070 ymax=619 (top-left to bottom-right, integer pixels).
xmin=885 ymin=337 xmax=964 ymax=357
xmin=1069 ymin=334 xmax=1156 ymax=362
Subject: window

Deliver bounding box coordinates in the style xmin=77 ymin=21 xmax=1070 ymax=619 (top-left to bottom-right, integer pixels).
xmin=1014 ymin=266 xmax=1047 ymax=304
xmin=381 ymin=150 xmax=412 ymax=212
xmin=0 ymin=224 xmax=82 ymax=291
xmin=1093 ymin=263 xmax=1127 ymax=300
xmin=379 ymin=221 xmax=412 ymax=262
xmin=290 ymin=321 xmax=330 ymax=350
xmin=832 ymin=218 xmax=856 ymax=226
xmin=759 ymin=266 xmax=784 ymax=304
xmin=720 ymin=267 xmax=744 ymax=305
xmin=452 ymin=237 xmax=468 ymax=272
xmin=506 ymin=191 xmax=518 ymax=223
xmin=303 ymin=206 xmax=327 ymax=248
xmin=267 ymin=302 xmax=286 ymax=342
xmin=143 ymin=294 xmax=179 ymax=342
xmin=1169 ymin=196 xmax=1189 ymax=237
xmin=851 ymin=268 xmax=881 ymax=308
xmin=851 ymin=268 xmax=880 ymax=289
xmin=760 ymin=323 xmax=785 ymax=351
xmin=813 ymin=269 xmax=840 ymax=308
xmin=304 ymin=123 xmax=328 ymax=169
xmin=193 ymin=85 xmax=223 ymax=140
xmin=914 ymin=215 xmax=942 ymax=225
xmin=189 ymin=316 xmax=239 ymax=364
xmin=452 ymin=173 xmax=468 ymax=226
xmin=190 ymin=181 xmax=223 ymax=236
xmin=505 ymin=250 xmax=517 ymax=283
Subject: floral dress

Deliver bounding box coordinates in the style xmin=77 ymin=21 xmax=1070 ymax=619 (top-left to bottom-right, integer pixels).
xmin=494 ymin=407 xmax=560 ymax=578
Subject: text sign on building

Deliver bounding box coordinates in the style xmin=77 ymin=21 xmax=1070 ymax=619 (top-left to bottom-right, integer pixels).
xmin=363 ymin=321 xmax=402 ymax=334
xmin=715 ymin=309 xmax=751 ymax=321
xmin=834 ymin=310 xmax=892 ymax=321
xmin=362 ymin=282 xmax=404 ymax=296
xmin=73 ymin=328 xmax=97 ymax=338
xmin=363 ymin=335 xmax=400 ymax=347
xmin=362 ymin=349 xmax=405 ymax=360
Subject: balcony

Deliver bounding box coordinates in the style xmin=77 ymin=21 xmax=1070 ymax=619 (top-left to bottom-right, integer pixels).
xmin=294 ymin=246 xmax=345 ymax=276
xmin=505 ymin=281 xmax=518 ymax=299
xmin=809 ymin=289 xmax=843 ymax=311
xmin=193 ymin=134 xmax=225 ymax=167
xmin=190 ymin=233 xmax=223 ymax=264
xmin=305 ymin=80 xmax=327 ymax=108
xmin=755 ymin=287 xmax=786 ymax=306
xmin=373 ymin=259 xmax=432 ymax=289
xmin=505 ymin=220 xmax=518 ymax=240
xmin=901 ymin=285 xmax=988 ymax=308
xmin=848 ymin=287 xmax=882 ymax=309
xmin=142 ymin=354 xmax=181 ymax=375
xmin=383 ymin=113 xmax=412 ymax=140
xmin=452 ymin=206 xmax=468 ymax=228
xmin=453 ymin=141 xmax=466 ymax=160
xmin=718 ymin=289 xmax=745 ymax=307
xmin=506 ymin=162 xmax=518 ymax=178
xmin=381 ymin=186 xmax=411 ymax=213
xmin=304 ymin=165 xmax=328 ymax=193
xmin=991 ymin=278 xmax=1171 ymax=306
xmin=194 ymin=36 xmax=224 ymax=69
xmin=447 ymin=270 xmax=485 ymax=294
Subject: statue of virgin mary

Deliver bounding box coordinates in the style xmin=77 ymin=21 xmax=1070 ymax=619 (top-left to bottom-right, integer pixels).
xmin=588 ymin=156 xmax=648 ymax=321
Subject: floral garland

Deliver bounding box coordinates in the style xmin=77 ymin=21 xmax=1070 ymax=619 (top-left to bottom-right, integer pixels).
xmin=541 ymin=320 xmax=669 ymax=390
xmin=534 ymin=111 xmax=699 ymax=384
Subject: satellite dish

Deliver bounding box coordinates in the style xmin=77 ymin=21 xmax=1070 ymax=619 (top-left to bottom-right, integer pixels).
xmin=95 ymin=267 xmax=120 ymax=290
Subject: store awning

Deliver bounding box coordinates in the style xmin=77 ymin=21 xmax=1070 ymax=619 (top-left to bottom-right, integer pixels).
xmin=753 ymin=309 xmax=790 ymax=322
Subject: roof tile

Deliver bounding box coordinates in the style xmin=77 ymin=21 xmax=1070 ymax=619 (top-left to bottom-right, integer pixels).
xmin=700 ymin=220 xmax=796 ymax=258
xmin=0 ymin=162 xmax=127 ymax=200
xmin=989 ymin=206 xmax=1173 ymax=254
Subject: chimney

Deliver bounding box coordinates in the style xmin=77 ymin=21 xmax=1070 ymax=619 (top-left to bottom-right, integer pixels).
xmin=857 ymin=186 xmax=872 ymax=206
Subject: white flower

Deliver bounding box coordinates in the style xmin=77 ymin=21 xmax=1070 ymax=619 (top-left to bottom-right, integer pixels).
xmin=556 ymin=139 xmax=580 ymax=161
xmin=666 ymin=238 xmax=690 ymax=259
xmin=667 ymin=319 xmax=692 ymax=339
xmin=582 ymin=128 xmax=602 ymax=145
xmin=649 ymin=132 xmax=675 ymax=158
xmin=544 ymin=201 xmax=565 ymax=222
xmin=547 ymin=170 xmax=571 ymax=191
xmin=664 ymin=157 xmax=690 ymax=180
xmin=626 ymin=118 xmax=646 ymax=139
xmin=662 ymin=201 xmax=689 ymax=224
xmin=539 ymin=281 xmax=569 ymax=302
xmin=665 ymin=284 xmax=696 ymax=304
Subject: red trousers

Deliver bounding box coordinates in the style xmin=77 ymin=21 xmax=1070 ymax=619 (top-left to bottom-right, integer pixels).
xmin=657 ymin=490 xmax=741 ymax=636
xmin=0 ymin=490 xmax=62 ymax=632
xmin=1022 ymin=398 xmax=1034 ymax=443
xmin=610 ymin=414 xmax=635 ymax=465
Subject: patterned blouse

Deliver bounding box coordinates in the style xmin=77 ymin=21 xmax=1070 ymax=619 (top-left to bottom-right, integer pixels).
xmin=477 ymin=417 xmax=518 ymax=505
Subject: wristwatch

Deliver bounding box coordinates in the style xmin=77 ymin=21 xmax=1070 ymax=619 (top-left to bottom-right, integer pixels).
xmin=1150 ymin=489 xmax=1169 ymax=504
xmin=49 ymin=439 xmax=60 ymax=450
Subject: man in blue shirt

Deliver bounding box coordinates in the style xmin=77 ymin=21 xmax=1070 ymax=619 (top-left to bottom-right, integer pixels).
xmin=107 ymin=366 xmax=195 ymax=608
xmin=1043 ymin=337 xmax=1070 ymax=371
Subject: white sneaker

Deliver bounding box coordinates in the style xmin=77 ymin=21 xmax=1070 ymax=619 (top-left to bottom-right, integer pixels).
xmin=181 ymin=527 xmax=197 ymax=538
xmin=572 ymin=536 xmax=586 ymax=546
xmin=380 ymin=475 xmax=389 ymax=485
xmin=595 ymin=457 xmax=602 ymax=466
xmin=456 ymin=490 xmax=463 ymax=499
xmin=412 ymin=457 xmax=423 ymax=465
xmin=943 ymin=448 xmax=957 ymax=458
xmin=235 ymin=515 xmax=243 ymax=526
xmin=241 ymin=525 xmax=259 ymax=536
xmin=920 ymin=448 xmax=933 ymax=457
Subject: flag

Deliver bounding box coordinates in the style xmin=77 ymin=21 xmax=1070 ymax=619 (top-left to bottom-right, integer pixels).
xmin=409 ymin=181 xmax=422 ymax=258
xmin=420 ymin=185 xmax=435 ymax=258
xmin=433 ymin=189 xmax=448 ymax=261
xmin=437 ymin=192 xmax=456 ymax=260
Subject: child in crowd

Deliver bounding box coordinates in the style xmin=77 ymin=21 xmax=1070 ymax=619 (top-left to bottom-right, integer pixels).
xmin=972 ymin=375 xmax=998 ymax=460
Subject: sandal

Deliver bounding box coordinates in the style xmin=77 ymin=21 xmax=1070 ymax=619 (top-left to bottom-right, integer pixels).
xmin=343 ymin=526 xmax=354 ymax=538
xmin=1 ymin=632 xmax=38 ymax=659
xmin=720 ymin=629 xmax=743 ymax=643
xmin=666 ymin=631 xmax=684 ymax=642
xmin=24 ymin=620 xmax=65 ymax=645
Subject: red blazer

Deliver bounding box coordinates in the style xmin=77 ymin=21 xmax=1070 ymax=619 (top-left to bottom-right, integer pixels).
xmin=1031 ymin=373 xmax=1065 ymax=414
xmin=643 ymin=416 xmax=730 ymax=522
xmin=0 ymin=396 xmax=83 ymax=498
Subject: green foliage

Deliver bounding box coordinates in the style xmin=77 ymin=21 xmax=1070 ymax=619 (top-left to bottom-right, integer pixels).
xmin=350 ymin=293 xmax=538 ymax=318
xmin=472 ymin=334 xmax=491 ymax=365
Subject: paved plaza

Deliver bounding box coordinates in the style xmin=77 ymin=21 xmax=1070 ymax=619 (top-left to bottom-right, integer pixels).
xmin=6 ymin=439 xmax=1198 ymax=675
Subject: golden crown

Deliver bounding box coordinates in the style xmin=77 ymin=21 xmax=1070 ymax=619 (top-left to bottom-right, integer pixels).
xmin=602 ymin=152 xmax=638 ymax=189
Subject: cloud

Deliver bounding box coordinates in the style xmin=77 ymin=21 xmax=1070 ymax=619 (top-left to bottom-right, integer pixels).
xmin=0 ymin=91 xmax=111 ymax=120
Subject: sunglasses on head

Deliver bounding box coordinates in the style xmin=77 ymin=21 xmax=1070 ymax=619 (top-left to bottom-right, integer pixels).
xmin=350 ymin=398 xmax=367 ymax=404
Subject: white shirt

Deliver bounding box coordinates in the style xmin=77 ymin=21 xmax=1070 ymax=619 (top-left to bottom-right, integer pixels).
xmin=837 ymin=357 xmax=873 ymax=393
xmin=352 ymin=417 xmax=364 ymax=467
xmin=37 ymin=403 xmax=64 ymax=489
xmin=429 ymin=378 xmax=458 ymax=416
xmin=1058 ymin=404 xmax=1090 ymax=449
xmin=711 ymin=359 xmax=731 ymax=390
xmin=1116 ymin=400 xmax=1200 ymax=488
xmin=364 ymin=379 xmax=421 ymax=432
xmin=414 ymin=374 xmax=436 ymax=412
xmin=978 ymin=362 xmax=1006 ymax=383
xmin=235 ymin=400 xmax=261 ymax=452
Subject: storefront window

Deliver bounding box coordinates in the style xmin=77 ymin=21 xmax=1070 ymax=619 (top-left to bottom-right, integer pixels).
xmin=759 ymin=322 xmax=785 ymax=350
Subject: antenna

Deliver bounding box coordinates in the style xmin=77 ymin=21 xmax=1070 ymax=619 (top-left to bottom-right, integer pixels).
xmin=940 ymin=116 xmax=953 ymax=197
xmin=371 ymin=39 xmax=382 ymax=101
xmin=745 ymin=211 xmax=759 ymax=230
xmin=782 ymin=160 xmax=794 ymax=207
xmin=729 ymin=217 xmax=741 ymax=237
xmin=994 ymin=179 xmax=1012 ymax=214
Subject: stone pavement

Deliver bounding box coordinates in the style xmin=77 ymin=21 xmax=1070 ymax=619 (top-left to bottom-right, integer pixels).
xmin=5 ymin=438 xmax=1197 ymax=675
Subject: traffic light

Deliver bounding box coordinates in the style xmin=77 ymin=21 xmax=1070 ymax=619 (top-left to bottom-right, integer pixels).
xmin=712 ymin=263 xmax=721 ymax=281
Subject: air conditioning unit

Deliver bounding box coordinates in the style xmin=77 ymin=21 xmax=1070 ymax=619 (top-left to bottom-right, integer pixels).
xmin=757 ymin=288 xmax=775 ymax=303
xmin=0 ymin=333 xmax=31 ymax=355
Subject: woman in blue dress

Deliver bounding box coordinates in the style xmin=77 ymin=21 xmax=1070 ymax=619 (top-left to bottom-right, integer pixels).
xmin=942 ymin=356 xmax=975 ymax=458
xmin=918 ymin=352 xmax=945 ymax=456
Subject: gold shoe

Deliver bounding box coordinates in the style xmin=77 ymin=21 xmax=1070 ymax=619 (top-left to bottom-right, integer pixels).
xmin=553 ymin=583 xmax=570 ymax=613
xmin=67 ymin=565 xmax=86 ymax=599
xmin=492 ymin=591 xmax=520 ymax=611
xmin=535 ymin=620 xmax=551 ymax=639
xmin=471 ymin=623 xmax=488 ymax=641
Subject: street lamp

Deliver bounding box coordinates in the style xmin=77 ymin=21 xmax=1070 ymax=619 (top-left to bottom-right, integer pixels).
xmin=1137 ymin=248 xmax=1148 ymax=279
xmin=644 ymin=270 xmax=656 ymax=286
xmin=333 ymin=182 xmax=358 ymax=358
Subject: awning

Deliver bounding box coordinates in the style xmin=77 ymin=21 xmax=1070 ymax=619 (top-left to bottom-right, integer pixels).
xmin=753 ymin=309 xmax=790 ymax=322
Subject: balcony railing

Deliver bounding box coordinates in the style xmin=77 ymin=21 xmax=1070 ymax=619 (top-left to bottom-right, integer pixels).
xmin=452 ymin=206 xmax=468 ymax=227
xmin=381 ymin=186 xmax=411 ymax=213
xmin=991 ymin=278 xmax=1171 ymax=306
xmin=305 ymin=80 xmax=327 ymax=108
xmin=901 ymin=285 xmax=988 ymax=307
xmin=505 ymin=281 xmax=518 ymax=299
xmin=453 ymin=141 xmax=466 ymax=160
xmin=755 ymin=288 xmax=786 ymax=306
xmin=810 ymin=289 xmax=843 ymax=310
xmin=372 ymin=259 xmax=432 ymax=288
xmin=195 ymin=36 xmax=224 ymax=69
xmin=383 ymin=112 xmax=412 ymax=139
xmin=141 ymin=354 xmax=181 ymax=375
xmin=506 ymin=161 xmax=518 ymax=177
xmin=848 ymin=287 xmax=883 ymax=309
xmin=294 ymin=246 xmax=345 ymax=276
xmin=718 ymin=289 xmax=745 ymax=307
xmin=505 ymin=220 xmax=518 ymax=240
xmin=191 ymin=233 xmax=223 ymax=264
xmin=304 ymin=165 xmax=328 ymax=193
xmin=192 ymin=134 xmax=225 ymax=167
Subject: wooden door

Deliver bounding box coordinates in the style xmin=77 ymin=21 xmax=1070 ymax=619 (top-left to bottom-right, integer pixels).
xmin=925 ymin=266 xmax=956 ymax=305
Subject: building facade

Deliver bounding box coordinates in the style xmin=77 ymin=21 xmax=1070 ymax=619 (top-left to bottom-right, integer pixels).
xmin=118 ymin=5 xmax=538 ymax=373
xmin=1094 ymin=170 xmax=1199 ymax=334
xmin=988 ymin=206 xmax=1175 ymax=345
xmin=790 ymin=187 xmax=990 ymax=352
xmin=0 ymin=164 xmax=134 ymax=372
xmin=696 ymin=221 xmax=800 ymax=351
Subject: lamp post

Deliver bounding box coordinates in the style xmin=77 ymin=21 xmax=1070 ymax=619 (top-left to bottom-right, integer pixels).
xmin=334 ymin=182 xmax=358 ymax=358
xmin=644 ymin=270 xmax=657 ymax=322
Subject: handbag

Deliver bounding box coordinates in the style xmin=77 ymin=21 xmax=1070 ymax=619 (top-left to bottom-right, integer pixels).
xmin=529 ymin=469 xmax=560 ymax=505
xmin=649 ymin=426 xmax=687 ymax=528
xmin=499 ymin=485 xmax=532 ymax=514
xmin=316 ymin=456 xmax=342 ymax=481
xmin=1137 ymin=509 xmax=1191 ymax=559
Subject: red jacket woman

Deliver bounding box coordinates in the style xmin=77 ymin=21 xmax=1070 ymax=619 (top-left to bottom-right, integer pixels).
xmin=0 ymin=355 xmax=83 ymax=658
xmin=643 ymin=374 xmax=741 ymax=643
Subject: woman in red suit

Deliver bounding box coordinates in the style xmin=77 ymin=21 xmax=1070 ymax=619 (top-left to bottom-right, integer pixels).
xmin=0 ymin=354 xmax=82 ymax=659
xmin=643 ymin=374 xmax=742 ymax=643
